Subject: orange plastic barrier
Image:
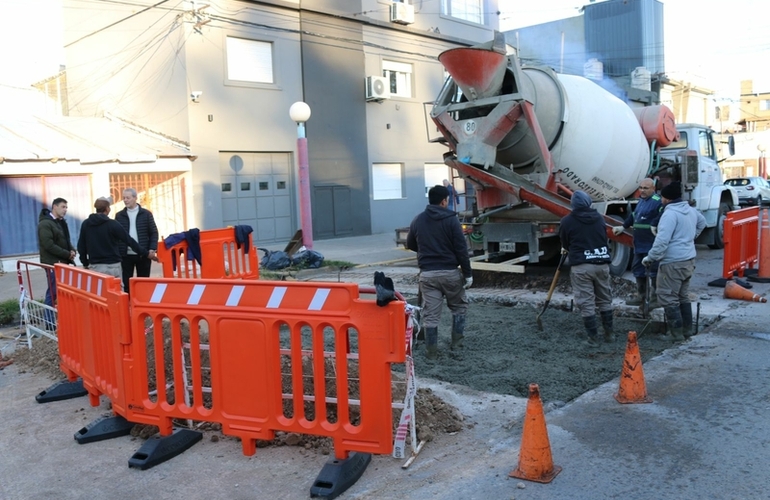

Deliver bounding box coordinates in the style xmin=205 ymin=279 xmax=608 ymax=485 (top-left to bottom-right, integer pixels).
xmin=123 ymin=278 xmax=406 ymax=459
xmin=156 ymin=227 xmax=259 ymax=280
xmin=722 ymin=206 xmax=760 ymax=279
xmin=54 ymin=264 xmax=131 ymax=412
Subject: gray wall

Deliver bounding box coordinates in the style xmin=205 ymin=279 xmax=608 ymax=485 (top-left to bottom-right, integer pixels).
xmin=504 ymin=16 xmax=586 ymax=76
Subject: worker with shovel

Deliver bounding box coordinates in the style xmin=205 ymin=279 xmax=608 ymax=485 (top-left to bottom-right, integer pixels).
xmin=559 ymin=191 xmax=615 ymax=346
xmin=612 ymin=178 xmax=663 ymax=308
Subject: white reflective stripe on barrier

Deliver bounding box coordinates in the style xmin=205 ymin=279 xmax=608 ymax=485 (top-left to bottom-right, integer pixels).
xmin=267 ymin=287 xmax=287 ymax=308
xmin=308 ymin=289 xmax=330 ymax=311
xmin=188 ymin=284 xmax=205 ymax=305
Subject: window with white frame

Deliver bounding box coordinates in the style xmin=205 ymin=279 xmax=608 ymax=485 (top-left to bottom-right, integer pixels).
xmin=382 ymin=60 xmax=413 ymax=98
xmin=372 ymin=163 xmax=405 ymax=200
xmin=442 ymin=0 xmax=483 ymax=24
xmin=226 ymin=37 xmax=274 ymax=84
xmin=761 ymin=99 xmax=770 ymax=111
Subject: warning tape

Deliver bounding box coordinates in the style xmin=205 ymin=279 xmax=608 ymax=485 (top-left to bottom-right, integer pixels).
xmin=393 ymin=304 xmax=419 ymax=459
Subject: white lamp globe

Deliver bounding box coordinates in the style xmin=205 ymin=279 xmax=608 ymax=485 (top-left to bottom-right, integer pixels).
xmin=289 ymin=101 xmax=311 ymax=123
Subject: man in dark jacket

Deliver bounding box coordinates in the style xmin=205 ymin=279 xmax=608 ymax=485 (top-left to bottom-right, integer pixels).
xmin=38 ymin=197 xmax=76 ymax=327
xmin=559 ymin=190 xmax=614 ymax=346
xmin=115 ymin=188 xmax=158 ymax=293
xmin=77 ymin=197 xmax=148 ymax=280
xmin=406 ymin=185 xmax=473 ymax=359
xmin=613 ymin=178 xmax=662 ymax=307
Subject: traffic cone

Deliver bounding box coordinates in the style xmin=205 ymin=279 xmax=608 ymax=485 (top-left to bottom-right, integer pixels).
xmin=509 ymin=384 xmax=562 ymax=483
xmin=615 ymin=331 xmax=653 ymax=404
xmin=724 ymin=280 xmax=768 ymax=303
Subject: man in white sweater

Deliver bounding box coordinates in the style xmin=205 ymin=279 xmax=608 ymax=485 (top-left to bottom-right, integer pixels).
xmin=115 ymin=188 xmax=159 ymax=293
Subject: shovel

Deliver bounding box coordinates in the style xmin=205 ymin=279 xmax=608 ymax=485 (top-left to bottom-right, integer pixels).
xmin=536 ymin=252 xmax=567 ymax=331
xmin=642 ymin=265 xmax=651 ymax=319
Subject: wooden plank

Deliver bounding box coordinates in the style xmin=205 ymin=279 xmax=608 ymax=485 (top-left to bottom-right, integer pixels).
xmin=283 ymin=229 xmax=304 ymax=256
xmin=470 ymin=261 xmax=525 ymax=273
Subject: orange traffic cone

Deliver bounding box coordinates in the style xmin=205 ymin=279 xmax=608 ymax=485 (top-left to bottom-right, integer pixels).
xmin=509 ymin=384 xmax=562 ymax=483
xmin=724 ymin=280 xmax=768 ymax=303
xmin=615 ymin=331 xmax=652 ymax=404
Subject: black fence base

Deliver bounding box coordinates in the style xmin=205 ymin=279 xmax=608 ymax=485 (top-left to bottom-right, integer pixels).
xmin=128 ymin=428 xmax=202 ymax=470
xmin=35 ymin=379 xmax=88 ymax=403
xmin=75 ymin=415 xmax=134 ymax=444
xmin=310 ymin=452 xmax=372 ymax=500
xmin=708 ymin=277 xmax=754 ymax=288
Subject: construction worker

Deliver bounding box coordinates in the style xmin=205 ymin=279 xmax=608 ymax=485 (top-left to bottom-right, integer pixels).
xmin=559 ymin=190 xmax=614 ymax=346
xmin=612 ymin=178 xmax=663 ymax=307
xmin=406 ymin=184 xmax=473 ymax=359
xmin=642 ymin=182 xmax=706 ymax=340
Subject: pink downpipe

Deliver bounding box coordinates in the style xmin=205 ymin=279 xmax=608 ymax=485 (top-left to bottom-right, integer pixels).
xmin=298 ymin=136 xmax=314 ymax=249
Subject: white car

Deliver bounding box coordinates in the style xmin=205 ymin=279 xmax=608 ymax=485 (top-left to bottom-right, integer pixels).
xmin=724 ymin=177 xmax=770 ymax=206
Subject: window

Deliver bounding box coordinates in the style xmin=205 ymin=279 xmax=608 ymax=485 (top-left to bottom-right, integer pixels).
xmin=372 ymin=163 xmax=405 ymax=200
xmin=226 ymin=37 xmax=273 ymax=84
xmin=382 ymin=60 xmax=413 ymax=98
xmin=442 ymin=0 xmax=483 ymax=24
xmin=761 ymin=100 xmax=770 ymax=111
xmin=698 ymin=130 xmax=714 ymax=160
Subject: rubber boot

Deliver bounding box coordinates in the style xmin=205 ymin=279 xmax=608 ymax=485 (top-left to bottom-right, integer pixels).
xmin=582 ymin=315 xmax=600 ymax=346
xmin=425 ymin=327 xmax=438 ymax=359
xmin=625 ymin=278 xmax=646 ymax=306
xmin=680 ymin=302 xmax=694 ymax=338
xmin=450 ymin=314 xmax=466 ymax=350
xmin=660 ymin=305 xmax=685 ymax=341
xmin=600 ymin=310 xmax=616 ymax=343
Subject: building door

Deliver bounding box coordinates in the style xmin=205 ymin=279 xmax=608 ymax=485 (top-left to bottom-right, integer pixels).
xmin=220 ymin=152 xmax=295 ymax=245
xmin=314 ymin=185 xmax=353 ymax=238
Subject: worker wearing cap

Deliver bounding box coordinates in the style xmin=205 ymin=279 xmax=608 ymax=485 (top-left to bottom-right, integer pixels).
xmin=559 ymin=190 xmax=614 ymax=346
xmin=77 ymin=197 xmax=148 ymax=280
xmin=642 ymin=182 xmax=706 ymax=340
xmin=406 ymin=185 xmax=473 ymax=359
xmin=613 ymin=178 xmax=663 ymax=307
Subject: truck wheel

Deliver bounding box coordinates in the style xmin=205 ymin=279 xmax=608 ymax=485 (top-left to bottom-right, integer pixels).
xmin=708 ymin=202 xmax=731 ymax=249
xmin=608 ymin=216 xmax=631 ymax=277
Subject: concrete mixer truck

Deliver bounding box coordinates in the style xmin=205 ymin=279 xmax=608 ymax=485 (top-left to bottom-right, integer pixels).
xmin=429 ymin=34 xmax=738 ymax=276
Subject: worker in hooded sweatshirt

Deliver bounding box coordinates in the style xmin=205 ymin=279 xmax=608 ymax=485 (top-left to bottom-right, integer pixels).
xmin=559 ymin=190 xmax=614 ymax=346
xmin=406 ymin=184 xmax=473 ymax=359
xmin=642 ymin=181 xmax=706 ymax=341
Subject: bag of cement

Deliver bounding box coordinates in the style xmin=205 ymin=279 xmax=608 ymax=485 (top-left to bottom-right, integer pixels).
xmin=292 ymin=249 xmax=324 ymax=269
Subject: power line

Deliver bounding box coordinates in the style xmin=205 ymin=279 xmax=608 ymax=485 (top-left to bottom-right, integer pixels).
xmin=64 ymin=0 xmax=173 ymax=48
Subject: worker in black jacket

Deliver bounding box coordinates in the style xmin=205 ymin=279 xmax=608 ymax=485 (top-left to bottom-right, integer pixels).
xmin=406 ymin=185 xmax=473 ymax=359
xmin=78 ymin=197 xmax=148 ymax=281
xmin=559 ymin=190 xmax=614 ymax=346
xmin=115 ymin=188 xmax=158 ymax=293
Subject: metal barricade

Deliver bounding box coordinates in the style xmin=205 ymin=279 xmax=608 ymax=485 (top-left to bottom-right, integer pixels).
xmin=722 ymin=206 xmax=760 ymax=279
xmin=16 ymin=260 xmax=58 ymax=347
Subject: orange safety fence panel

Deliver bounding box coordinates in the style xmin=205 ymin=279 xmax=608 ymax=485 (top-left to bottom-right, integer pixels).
xmin=155 ymin=227 xmax=259 ymax=280
xmin=722 ymin=206 xmax=760 ymax=279
xmin=124 ymin=278 xmax=406 ymax=459
xmin=55 ymin=264 xmax=131 ymax=412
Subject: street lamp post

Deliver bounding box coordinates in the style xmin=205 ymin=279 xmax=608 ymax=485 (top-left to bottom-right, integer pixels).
xmin=758 ymin=144 xmax=767 ymax=179
xmin=290 ymin=101 xmax=313 ymax=250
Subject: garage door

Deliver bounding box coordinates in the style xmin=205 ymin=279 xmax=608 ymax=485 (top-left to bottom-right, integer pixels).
xmin=220 ymin=152 xmax=295 ymax=245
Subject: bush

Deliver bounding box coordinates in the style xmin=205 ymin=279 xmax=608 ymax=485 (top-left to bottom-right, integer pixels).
xmin=0 ymin=298 xmax=19 ymax=326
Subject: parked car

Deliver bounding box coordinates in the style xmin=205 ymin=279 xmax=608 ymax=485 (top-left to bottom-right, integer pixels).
xmin=724 ymin=177 xmax=770 ymax=206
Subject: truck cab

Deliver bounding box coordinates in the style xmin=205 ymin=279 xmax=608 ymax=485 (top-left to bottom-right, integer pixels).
xmin=653 ymin=124 xmax=738 ymax=249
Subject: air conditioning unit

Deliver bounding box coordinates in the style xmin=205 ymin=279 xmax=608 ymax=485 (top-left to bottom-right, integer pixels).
xmin=366 ymin=76 xmax=390 ymax=101
xmin=390 ymin=2 xmax=415 ymax=25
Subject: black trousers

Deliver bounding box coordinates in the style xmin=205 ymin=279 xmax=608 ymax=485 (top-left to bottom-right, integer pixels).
xmin=122 ymin=254 xmax=152 ymax=293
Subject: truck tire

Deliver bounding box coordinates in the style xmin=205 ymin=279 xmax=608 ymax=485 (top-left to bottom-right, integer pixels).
xmin=708 ymin=202 xmax=731 ymax=250
xmin=609 ymin=216 xmax=632 ymax=277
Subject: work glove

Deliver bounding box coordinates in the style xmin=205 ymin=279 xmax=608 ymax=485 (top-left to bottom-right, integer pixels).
xmin=374 ymin=271 xmax=396 ymax=307
xmin=612 ymin=226 xmax=624 ymax=236
xmin=464 ymin=276 xmax=473 ymax=289
xmin=651 ymin=226 xmax=658 ymax=236
xmin=641 ymin=256 xmax=653 ymax=267
xmin=561 ymin=247 xmax=568 ymax=255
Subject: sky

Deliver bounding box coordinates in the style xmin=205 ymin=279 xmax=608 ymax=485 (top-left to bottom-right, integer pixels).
xmin=1 ymin=0 xmax=768 ymax=100
xmin=500 ymin=0 xmax=770 ymax=99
